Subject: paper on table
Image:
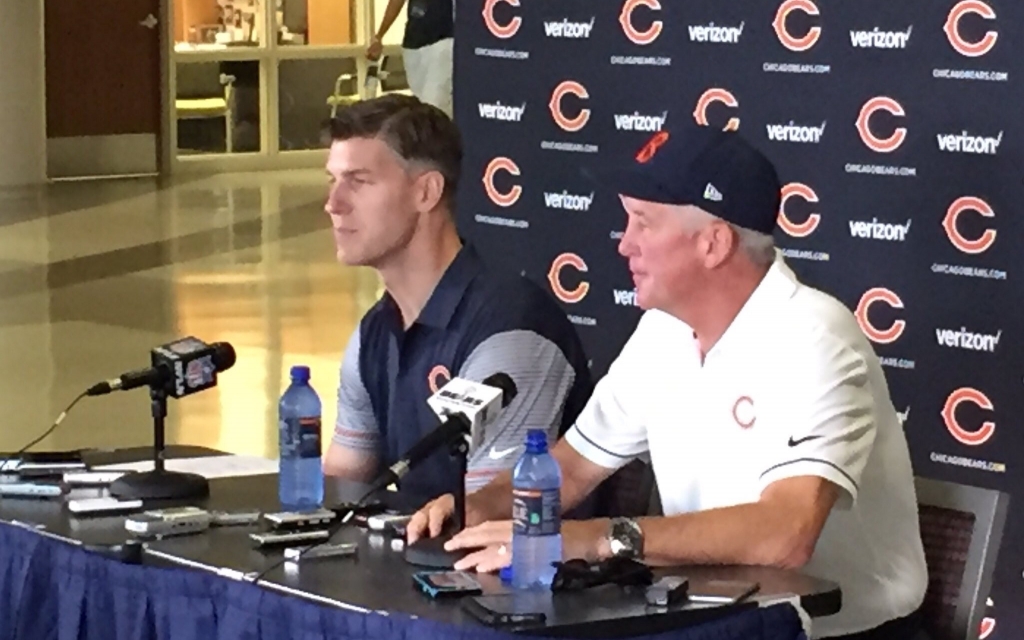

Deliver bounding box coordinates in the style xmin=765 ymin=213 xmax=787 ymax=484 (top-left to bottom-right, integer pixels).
xmin=94 ymin=455 xmax=279 ymax=479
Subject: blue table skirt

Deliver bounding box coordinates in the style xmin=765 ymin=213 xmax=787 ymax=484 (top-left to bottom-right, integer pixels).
xmin=0 ymin=522 xmax=807 ymax=640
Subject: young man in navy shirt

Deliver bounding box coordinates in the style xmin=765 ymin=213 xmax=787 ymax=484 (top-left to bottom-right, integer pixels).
xmin=322 ymin=94 xmax=593 ymax=505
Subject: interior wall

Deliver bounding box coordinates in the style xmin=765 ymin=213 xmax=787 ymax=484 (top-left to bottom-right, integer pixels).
xmin=0 ymin=0 xmax=46 ymax=187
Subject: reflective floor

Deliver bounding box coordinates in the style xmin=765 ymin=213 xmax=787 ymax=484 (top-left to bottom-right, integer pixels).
xmin=0 ymin=170 xmax=382 ymax=459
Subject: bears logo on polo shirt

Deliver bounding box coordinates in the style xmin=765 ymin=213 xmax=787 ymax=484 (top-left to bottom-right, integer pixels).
xmin=732 ymin=396 xmax=756 ymax=429
xmin=428 ymin=365 xmax=451 ymax=394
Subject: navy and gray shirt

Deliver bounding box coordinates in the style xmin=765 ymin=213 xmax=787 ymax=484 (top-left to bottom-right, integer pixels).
xmin=333 ymin=245 xmax=593 ymax=501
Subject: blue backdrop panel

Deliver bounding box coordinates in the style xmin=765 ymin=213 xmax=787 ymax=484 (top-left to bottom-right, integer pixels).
xmin=454 ymin=2 xmax=1024 ymax=637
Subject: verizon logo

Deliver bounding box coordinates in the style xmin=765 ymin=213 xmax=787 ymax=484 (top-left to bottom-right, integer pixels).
xmin=544 ymin=18 xmax=595 ymax=39
xmin=849 ymin=218 xmax=912 ymax=241
xmin=850 ymin=26 xmax=913 ymax=49
xmin=897 ymin=406 xmax=910 ymax=426
xmin=937 ymin=130 xmax=1003 ymax=155
xmin=614 ymin=111 xmax=668 ymax=132
xmin=766 ymin=121 xmax=826 ymax=144
xmin=612 ymin=289 xmax=639 ymax=307
xmin=544 ymin=190 xmax=594 ymax=211
xmin=688 ymin=22 xmax=745 ymax=44
xmin=936 ymin=327 xmax=1002 ymax=353
xmin=478 ymin=101 xmax=526 ymax=122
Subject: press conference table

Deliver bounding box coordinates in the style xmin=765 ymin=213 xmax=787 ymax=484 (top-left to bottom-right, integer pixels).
xmin=0 ymin=446 xmax=841 ymax=639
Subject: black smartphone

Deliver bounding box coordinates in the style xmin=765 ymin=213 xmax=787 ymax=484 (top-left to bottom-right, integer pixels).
xmin=1 ymin=450 xmax=86 ymax=476
xmin=412 ymin=571 xmax=484 ymax=599
xmin=462 ymin=593 xmax=549 ymax=628
xmin=688 ymin=580 xmax=760 ymax=605
xmin=20 ymin=450 xmax=85 ymax=463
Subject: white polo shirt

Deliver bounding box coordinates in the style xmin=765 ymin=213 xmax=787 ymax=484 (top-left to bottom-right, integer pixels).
xmin=565 ymin=259 xmax=927 ymax=638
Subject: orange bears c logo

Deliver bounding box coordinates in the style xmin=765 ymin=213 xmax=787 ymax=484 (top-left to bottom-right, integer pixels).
xmin=777 ymin=183 xmax=821 ymax=238
xmin=428 ymin=365 xmax=451 ymax=394
xmin=548 ymin=253 xmax=590 ymax=303
xmin=483 ymin=0 xmax=522 ymax=39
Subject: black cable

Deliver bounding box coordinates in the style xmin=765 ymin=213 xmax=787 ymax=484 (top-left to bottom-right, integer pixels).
xmin=250 ymin=484 xmax=379 ymax=585
xmin=0 ymin=390 xmax=89 ymax=474
xmin=250 ymin=412 xmax=487 ymax=585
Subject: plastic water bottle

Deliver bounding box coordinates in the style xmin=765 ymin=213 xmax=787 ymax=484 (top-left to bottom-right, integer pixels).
xmin=278 ymin=365 xmax=324 ymax=510
xmin=511 ymin=429 xmax=563 ymax=590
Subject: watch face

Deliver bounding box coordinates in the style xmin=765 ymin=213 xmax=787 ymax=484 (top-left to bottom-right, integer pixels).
xmin=610 ymin=519 xmax=641 ymax=558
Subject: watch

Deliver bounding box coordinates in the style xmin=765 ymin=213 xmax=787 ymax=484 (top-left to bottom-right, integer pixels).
xmin=607 ymin=517 xmax=644 ymax=560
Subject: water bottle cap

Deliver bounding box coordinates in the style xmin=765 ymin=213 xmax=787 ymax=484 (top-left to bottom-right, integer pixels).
xmin=290 ymin=365 xmax=311 ymax=381
xmin=499 ymin=566 xmax=513 ymax=584
xmin=525 ymin=429 xmax=548 ymax=453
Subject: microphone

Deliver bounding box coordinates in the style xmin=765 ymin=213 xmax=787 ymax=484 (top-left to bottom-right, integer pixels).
xmin=87 ymin=338 xmax=236 ymax=398
xmin=371 ymin=373 xmax=518 ymax=491
xmin=427 ymin=372 xmax=517 ymax=452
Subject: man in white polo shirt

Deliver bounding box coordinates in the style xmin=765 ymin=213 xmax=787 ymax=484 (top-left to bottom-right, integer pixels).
xmin=407 ymin=124 xmax=928 ymax=639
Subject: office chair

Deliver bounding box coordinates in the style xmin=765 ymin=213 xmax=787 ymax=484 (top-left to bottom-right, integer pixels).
xmin=915 ymin=477 xmax=1008 ymax=640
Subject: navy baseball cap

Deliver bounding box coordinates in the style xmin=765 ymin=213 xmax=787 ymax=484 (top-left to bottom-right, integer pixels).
xmin=606 ymin=123 xmax=782 ymax=234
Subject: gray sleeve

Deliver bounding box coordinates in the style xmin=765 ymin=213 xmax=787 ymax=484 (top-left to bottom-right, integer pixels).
xmin=332 ymin=326 xmax=380 ymax=452
xmin=460 ymin=330 xmax=576 ymax=492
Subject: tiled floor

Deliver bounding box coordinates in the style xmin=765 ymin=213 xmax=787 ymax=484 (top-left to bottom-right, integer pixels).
xmin=0 ymin=170 xmax=382 ymax=459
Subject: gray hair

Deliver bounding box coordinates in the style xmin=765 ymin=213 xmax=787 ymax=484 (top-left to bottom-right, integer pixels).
xmin=733 ymin=225 xmax=776 ymax=267
xmin=680 ymin=206 xmax=776 ymax=267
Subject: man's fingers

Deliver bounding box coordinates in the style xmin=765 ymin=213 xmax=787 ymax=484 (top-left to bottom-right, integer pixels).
xmin=428 ymin=503 xmax=448 ymax=537
xmin=477 ymin=552 xmax=512 ymax=573
xmin=407 ymin=495 xmax=455 ymax=544
xmin=406 ymin=511 xmax=427 ymax=544
xmin=453 ymin=548 xmax=493 ymax=572
xmin=453 ymin=546 xmax=510 ymax=573
xmin=445 ymin=521 xmax=512 ymax=551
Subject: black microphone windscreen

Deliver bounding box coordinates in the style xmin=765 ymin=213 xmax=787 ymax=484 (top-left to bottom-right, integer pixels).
xmin=483 ymin=372 xmax=518 ymax=407
xmin=211 ymin=342 xmax=237 ymax=371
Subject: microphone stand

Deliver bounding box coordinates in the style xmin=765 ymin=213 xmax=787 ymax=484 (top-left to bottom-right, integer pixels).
xmin=109 ymin=385 xmax=210 ymax=501
xmin=404 ymin=432 xmax=471 ymax=568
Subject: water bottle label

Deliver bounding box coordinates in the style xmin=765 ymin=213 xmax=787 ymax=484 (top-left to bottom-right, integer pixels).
xmin=512 ymin=488 xmax=560 ymax=536
xmin=280 ymin=417 xmax=322 ymax=459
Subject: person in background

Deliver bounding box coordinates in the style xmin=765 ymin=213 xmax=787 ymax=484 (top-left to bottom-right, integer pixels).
xmin=321 ymin=94 xmax=593 ymax=506
xmin=367 ymin=0 xmax=453 ymax=117
xmin=408 ymin=123 xmax=928 ymax=639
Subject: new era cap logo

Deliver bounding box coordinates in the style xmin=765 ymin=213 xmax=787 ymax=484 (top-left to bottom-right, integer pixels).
xmin=704 ymin=183 xmax=723 ymax=201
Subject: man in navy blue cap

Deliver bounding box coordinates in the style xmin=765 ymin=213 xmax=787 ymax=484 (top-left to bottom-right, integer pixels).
xmin=411 ymin=124 xmax=928 ymax=639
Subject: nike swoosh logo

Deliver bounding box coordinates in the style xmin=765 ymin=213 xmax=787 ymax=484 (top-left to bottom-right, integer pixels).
xmin=488 ymin=446 xmax=520 ymax=460
xmin=788 ymin=435 xmax=823 ymax=447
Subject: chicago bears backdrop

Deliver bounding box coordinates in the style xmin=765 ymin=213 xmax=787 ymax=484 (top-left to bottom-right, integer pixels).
xmin=454 ymin=1 xmax=1023 ymax=636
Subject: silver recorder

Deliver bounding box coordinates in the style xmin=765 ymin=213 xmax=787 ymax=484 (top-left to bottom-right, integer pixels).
xmin=262 ymin=508 xmax=336 ymax=530
xmin=125 ymin=506 xmax=212 ymax=538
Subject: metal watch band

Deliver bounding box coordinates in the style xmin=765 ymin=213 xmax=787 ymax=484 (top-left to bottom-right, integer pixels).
xmin=608 ymin=517 xmax=644 ymax=560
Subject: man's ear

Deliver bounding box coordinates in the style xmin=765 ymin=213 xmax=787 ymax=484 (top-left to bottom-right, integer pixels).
xmin=415 ymin=169 xmax=446 ymax=213
xmin=704 ymin=222 xmax=739 ymax=269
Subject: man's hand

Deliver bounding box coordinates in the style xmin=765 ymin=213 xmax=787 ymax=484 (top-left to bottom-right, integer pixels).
xmin=366 ymin=37 xmax=383 ymax=61
xmin=406 ymin=494 xmax=455 ymax=544
xmin=446 ymin=519 xmax=612 ymax=573
xmin=406 ymin=488 xmax=505 ymax=544
xmin=447 ymin=521 xmax=513 ymax=573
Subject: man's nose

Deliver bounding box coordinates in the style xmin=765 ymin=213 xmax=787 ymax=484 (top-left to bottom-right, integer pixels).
xmin=325 ymin=183 xmax=348 ymax=217
xmin=618 ymin=226 xmax=637 ymax=258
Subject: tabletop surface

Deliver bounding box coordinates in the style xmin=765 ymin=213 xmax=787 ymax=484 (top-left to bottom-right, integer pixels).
xmin=0 ymin=446 xmax=841 ymax=638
